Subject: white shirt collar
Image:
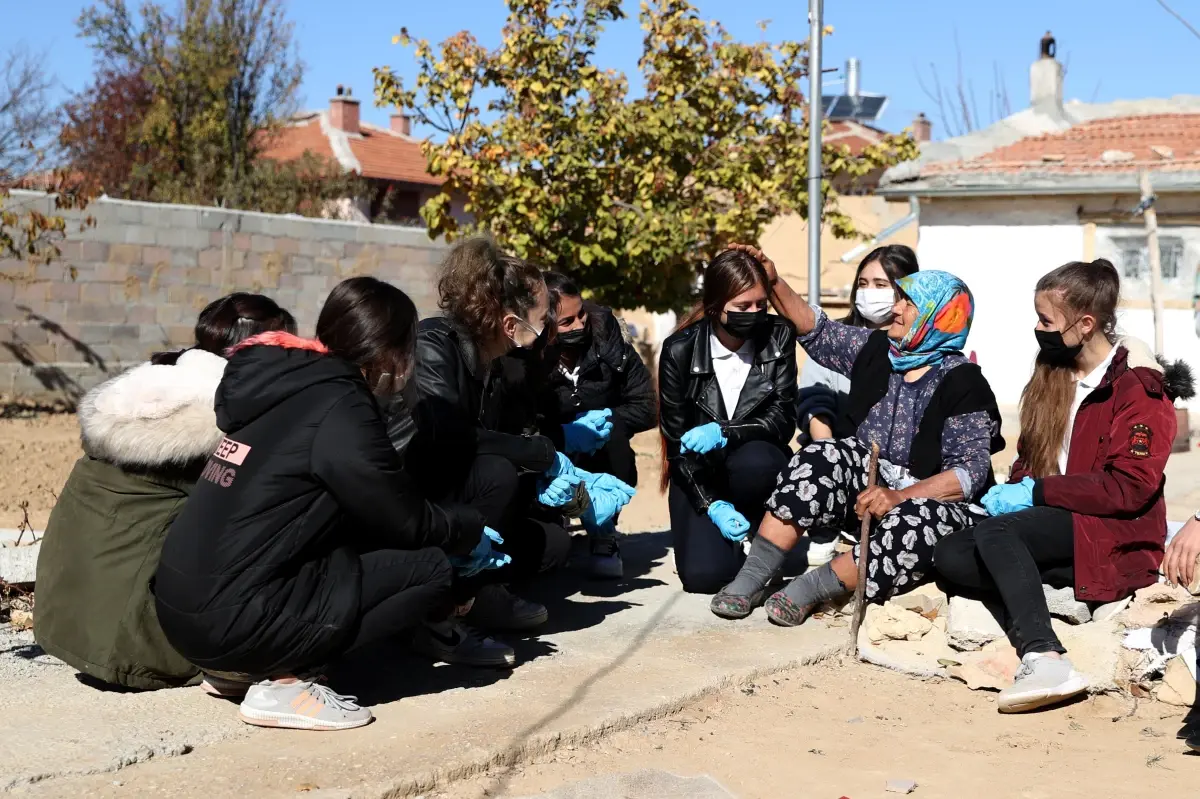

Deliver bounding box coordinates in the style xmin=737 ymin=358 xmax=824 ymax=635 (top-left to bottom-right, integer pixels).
xmin=710 ymin=333 xmax=752 ymax=360
xmin=1079 ymin=346 xmax=1117 ymax=390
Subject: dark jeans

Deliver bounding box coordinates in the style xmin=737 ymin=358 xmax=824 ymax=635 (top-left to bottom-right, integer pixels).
xmin=446 ymin=453 xmax=571 ymax=597
xmin=568 ymin=414 xmax=638 ymax=487
xmin=934 ymin=506 xmax=1075 ymax=657
xmin=669 ymin=440 xmax=790 ymax=594
xmin=346 ymin=548 xmax=454 ymax=652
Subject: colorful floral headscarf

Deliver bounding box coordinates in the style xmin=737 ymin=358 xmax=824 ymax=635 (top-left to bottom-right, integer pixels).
xmin=888 ymin=271 xmax=974 ymax=373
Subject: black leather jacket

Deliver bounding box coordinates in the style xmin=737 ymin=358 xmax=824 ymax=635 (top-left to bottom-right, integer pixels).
xmin=397 ymin=317 xmax=557 ymax=493
xmin=658 ymin=316 xmax=797 ymax=513
xmin=538 ymin=304 xmax=656 ymax=444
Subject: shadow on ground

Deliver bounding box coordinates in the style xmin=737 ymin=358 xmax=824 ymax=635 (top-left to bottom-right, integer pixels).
xmin=329 ymin=530 xmax=672 ymax=706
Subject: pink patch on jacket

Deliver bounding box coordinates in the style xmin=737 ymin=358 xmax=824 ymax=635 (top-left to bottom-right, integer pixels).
xmin=226 ymin=331 xmax=330 ymax=357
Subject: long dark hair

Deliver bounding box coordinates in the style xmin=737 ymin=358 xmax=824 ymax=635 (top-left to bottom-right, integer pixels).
xmin=437 ymin=236 xmax=545 ymax=347
xmin=659 ymin=249 xmax=769 ymax=491
xmin=151 ymin=292 xmax=296 ymax=364
xmin=843 ymin=244 xmax=920 ymax=327
xmin=316 ymin=276 xmax=419 ymax=388
xmin=1017 ymin=258 xmax=1120 ymax=479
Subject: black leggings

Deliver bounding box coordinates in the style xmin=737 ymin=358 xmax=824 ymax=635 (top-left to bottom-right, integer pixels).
xmin=669 ymin=440 xmax=790 ymax=594
xmin=934 ymin=506 xmax=1075 ymax=658
xmin=346 ymin=548 xmax=454 ymax=652
xmin=447 ymin=453 xmax=571 ymax=597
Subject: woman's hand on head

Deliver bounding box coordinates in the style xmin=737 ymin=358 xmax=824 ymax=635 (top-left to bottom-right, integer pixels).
xmin=1164 ymin=517 xmax=1200 ymax=588
xmin=726 ymin=244 xmax=776 ymax=285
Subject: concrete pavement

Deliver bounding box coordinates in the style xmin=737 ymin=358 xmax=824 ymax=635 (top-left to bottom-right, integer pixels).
xmin=4 ymin=532 xmax=842 ymax=798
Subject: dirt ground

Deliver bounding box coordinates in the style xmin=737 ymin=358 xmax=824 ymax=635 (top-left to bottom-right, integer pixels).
xmin=435 ymin=658 xmax=1197 ymax=799
xmin=0 ymin=414 xmax=81 ymax=531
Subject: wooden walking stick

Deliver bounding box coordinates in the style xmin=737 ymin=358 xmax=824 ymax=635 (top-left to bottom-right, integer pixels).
xmin=846 ymin=442 xmax=881 ymax=656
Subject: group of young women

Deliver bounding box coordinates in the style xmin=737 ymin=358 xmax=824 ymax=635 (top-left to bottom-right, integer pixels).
xmin=31 ymin=233 xmax=1196 ymax=730
xmin=660 ymin=243 xmax=1191 ymax=715
xmin=35 ymin=237 xmax=653 ymax=731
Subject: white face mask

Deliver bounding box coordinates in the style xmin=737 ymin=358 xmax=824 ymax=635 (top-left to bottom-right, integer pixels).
xmin=855 ymin=287 xmax=896 ymax=325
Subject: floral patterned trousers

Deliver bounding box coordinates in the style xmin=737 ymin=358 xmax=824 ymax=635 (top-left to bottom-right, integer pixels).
xmin=766 ymin=438 xmax=988 ymax=601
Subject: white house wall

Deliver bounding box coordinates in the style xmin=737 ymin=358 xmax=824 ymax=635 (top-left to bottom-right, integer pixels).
xmin=915 ymin=199 xmax=1200 ymax=413
xmin=916 ymin=220 xmax=1084 ymax=407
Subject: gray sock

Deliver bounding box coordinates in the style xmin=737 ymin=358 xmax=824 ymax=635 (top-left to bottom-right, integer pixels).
xmin=781 ymin=562 xmax=850 ymax=607
xmin=722 ymin=536 xmax=787 ymax=598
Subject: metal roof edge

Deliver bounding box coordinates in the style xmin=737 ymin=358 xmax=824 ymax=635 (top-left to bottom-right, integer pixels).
xmin=876 ymin=171 xmax=1200 ymax=198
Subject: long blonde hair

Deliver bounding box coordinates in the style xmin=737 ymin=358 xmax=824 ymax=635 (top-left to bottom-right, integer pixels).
xmin=1017 ymin=259 xmax=1120 ymax=478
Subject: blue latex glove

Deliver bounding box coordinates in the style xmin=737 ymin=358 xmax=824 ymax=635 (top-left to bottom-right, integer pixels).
xmin=680 ymin=422 xmax=727 ymax=455
xmin=545 ymin=451 xmax=575 ymax=479
xmin=580 ymin=481 xmax=635 ymax=528
xmin=562 ymin=409 xmax=613 ymax=455
xmin=449 ymin=527 xmax=512 ymax=578
xmin=707 ymin=500 xmax=750 ymax=542
xmin=537 ymin=472 xmax=582 ymax=507
xmin=582 ymin=471 xmax=637 ymax=502
xmin=981 ymin=477 xmax=1035 ymax=517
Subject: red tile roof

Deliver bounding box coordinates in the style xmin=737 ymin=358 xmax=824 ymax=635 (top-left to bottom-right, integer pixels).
xmin=924 ymin=113 xmax=1200 ymax=175
xmin=261 ymin=114 xmax=443 ymax=186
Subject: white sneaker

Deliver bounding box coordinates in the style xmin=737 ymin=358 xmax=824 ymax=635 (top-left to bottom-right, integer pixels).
xmin=238 ymin=679 xmax=373 ymax=730
xmin=997 ymin=653 xmax=1088 ymax=713
xmin=412 ymin=619 xmax=516 ymax=668
xmin=806 ymin=539 xmax=838 ymax=567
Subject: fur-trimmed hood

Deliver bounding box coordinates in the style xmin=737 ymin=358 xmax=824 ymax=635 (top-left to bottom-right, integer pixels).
xmin=79 ymin=349 xmax=228 ymax=468
xmin=1116 ymin=336 xmax=1196 ymax=402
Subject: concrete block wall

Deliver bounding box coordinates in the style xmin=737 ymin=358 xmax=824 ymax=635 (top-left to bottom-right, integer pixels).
xmin=0 ymin=192 xmax=446 ymax=401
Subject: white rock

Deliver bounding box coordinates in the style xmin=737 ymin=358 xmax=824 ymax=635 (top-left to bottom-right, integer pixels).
xmin=0 ymin=542 xmax=39 ymax=584
xmin=865 ymin=603 xmax=933 ymax=643
xmin=1157 ymin=656 xmax=1198 ymax=707
xmin=946 ymin=596 xmax=1006 ymax=651
xmin=1044 ymin=585 xmax=1092 ymax=624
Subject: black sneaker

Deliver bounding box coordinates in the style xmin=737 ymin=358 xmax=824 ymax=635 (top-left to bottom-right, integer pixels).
xmin=587 ymin=535 xmax=624 ymax=579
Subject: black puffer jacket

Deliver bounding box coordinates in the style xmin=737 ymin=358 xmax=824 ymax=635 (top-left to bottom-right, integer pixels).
xmin=406 ymin=318 xmax=557 ymax=490
xmin=539 ymin=304 xmax=656 ymax=444
xmin=154 ymin=333 xmax=482 ymax=676
xmin=658 ymin=316 xmax=798 ymax=513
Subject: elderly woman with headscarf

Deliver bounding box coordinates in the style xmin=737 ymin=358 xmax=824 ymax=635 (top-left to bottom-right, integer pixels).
xmin=710 ymin=245 xmax=1004 ymax=626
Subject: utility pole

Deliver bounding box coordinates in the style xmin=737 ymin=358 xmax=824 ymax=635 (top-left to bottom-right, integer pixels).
xmin=806 ymin=0 xmax=823 ymax=304
xmin=1138 ymin=171 xmax=1165 ymax=354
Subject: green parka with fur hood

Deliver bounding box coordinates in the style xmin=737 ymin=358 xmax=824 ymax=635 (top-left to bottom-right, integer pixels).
xmin=34 ymin=349 xmax=228 ymax=690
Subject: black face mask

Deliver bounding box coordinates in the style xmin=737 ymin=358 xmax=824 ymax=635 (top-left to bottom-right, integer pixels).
xmin=510 ymin=322 xmax=550 ymax=361
xmin=721 ymin=309 xmax=768 ymax=340
xmin=557 ymin=327 xmax=591 ymax=350
xmin=1034 ymin=328 xmax=1082 ymax=366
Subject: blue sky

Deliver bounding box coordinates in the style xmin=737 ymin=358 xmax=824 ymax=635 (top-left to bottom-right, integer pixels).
xmin=5 ymin=0 xmax=1200 ymax=140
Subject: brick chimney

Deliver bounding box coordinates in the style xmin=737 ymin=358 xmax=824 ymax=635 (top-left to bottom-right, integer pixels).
xmin=1030 ymin=32 xmax=1063 ymax=112
xmin=330 ymin=85 xmax=360 ymax=135
xmin=390 ymin=113 xmax=412 ymax=136
xmin=912 ymin=112 xmax=932 ymax=142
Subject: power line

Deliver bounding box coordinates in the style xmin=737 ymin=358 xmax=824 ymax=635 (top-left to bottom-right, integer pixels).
xmin=1154 ymin=0 xmax=1200 ymax=42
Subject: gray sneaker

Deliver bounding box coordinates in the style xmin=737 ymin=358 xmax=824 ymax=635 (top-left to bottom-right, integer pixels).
xmin=412 ymin=619 xmax=516 ymax=668
xmin=587 ymin=535 xmax=624 ymax=579
xmin=464 ymin=584 xmax=549 ymax=630
xmin=998 ymin=653 xmax=1088 ymax=713
xmin=238 ymin=680 xmax=373 ymax=730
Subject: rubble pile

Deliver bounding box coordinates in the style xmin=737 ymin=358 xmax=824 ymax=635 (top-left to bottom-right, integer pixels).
xmin=851 ymin=580 xmax=1199 ymax=705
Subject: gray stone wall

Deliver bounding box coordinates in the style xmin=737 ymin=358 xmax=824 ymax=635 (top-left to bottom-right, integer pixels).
xmin=0 ymin=192 xmax=446 ymax=402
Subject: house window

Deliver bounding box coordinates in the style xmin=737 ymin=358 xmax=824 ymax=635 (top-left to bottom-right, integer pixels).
xmin=1110 ymin=235 xmax=1184 ymax=282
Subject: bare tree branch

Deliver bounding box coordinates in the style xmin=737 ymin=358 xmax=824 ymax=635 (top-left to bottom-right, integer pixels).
xmin=0 ymin=46 xmax=60 ymax=182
